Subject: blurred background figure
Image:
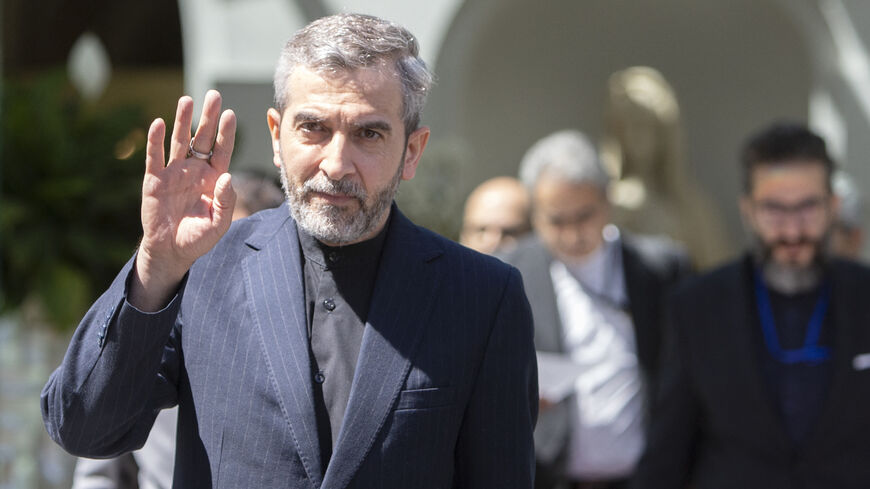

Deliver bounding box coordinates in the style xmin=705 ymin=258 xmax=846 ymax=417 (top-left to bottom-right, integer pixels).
xmin=459 ymin=176 xmax=531 ymax=254
xmin=601 ymin=66 xmax=732 ymax=269
xmin=230 ymin=170 xmax=287 ymax=221
xmin=501 ymin=130 xmax=688 ymax=489
xmin=70 ymin=169 xmax=284 ymax=489
xmin=831 ymin=170 xmax=864 ymax=260
xmin=72 ymin=409 xmax=176 ymax=489
xmin=633 ymin=122 xmax=870 ymax=488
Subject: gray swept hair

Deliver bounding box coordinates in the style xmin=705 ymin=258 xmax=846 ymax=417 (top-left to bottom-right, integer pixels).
xmin=273 ymin=13 xmax=433 ymax=137
xmin=518 ymin=129 xmax=610 ymax=190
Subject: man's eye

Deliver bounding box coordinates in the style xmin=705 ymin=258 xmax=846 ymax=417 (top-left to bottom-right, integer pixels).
xmin=300 ymin=122 xmax=322 ymax=132
xmin=361 ymin=129 xmax=381 ymax=140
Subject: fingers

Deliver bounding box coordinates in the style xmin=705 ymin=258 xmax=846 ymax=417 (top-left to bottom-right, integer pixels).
xmin=190 ymin=90 xmax=223 ymax=157
xmin=212 ymin=172 xmax=237 ymax=230
xmin=164 ymin=91 xmax=232 ymax=170
xmin=211 ymin=110 xmax=237 ymax=174
xmin=145 ymin=118 xmax=166 ymax=174
xmin=169 ymin=96 xmax=194 ymax=162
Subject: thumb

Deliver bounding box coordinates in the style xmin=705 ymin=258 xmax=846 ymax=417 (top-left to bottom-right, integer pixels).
xmin=213 ymin=172 xmax=237 ymax=229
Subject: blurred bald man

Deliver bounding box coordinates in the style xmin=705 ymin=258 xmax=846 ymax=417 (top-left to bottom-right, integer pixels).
xmin=461 ymin=176 xmax=532 ymax=254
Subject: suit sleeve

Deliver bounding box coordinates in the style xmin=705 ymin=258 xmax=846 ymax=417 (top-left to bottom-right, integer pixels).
xmin=40 ymin=257 xmax=183 ymax=458
xmin=631 ymin=293 xmax=698 ymax=489
xmin=453 ymin=267 xmax=539 ymax=488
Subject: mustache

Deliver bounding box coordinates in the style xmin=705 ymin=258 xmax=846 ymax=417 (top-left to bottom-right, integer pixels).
xmin=302 ymin=174 xmax=366 ymax=201
xmin=754 ymin=232 xmax=831 ymax=263
xmin=767 ymin=237 xmax=818 ymax=247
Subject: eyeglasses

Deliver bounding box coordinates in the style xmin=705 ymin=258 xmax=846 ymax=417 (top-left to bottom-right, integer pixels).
xmin=464 ymin=224 xmax=531 ymax=240
xmin=750 ymin=196 xmax=830 ymax=228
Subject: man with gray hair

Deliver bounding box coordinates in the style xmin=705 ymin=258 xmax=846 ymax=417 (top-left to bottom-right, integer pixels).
xmin=42 ymin=13 xmax=537 ymax=488
xmin=501 ymin=130 xmax=688 ymax=489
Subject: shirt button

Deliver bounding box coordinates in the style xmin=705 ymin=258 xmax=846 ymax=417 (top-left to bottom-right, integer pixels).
xmin=328 ymin=251 xmax=340 ymax=263
xmin=323 ymin=298 xmax=336 ymax=311
xmin=314 ymin=371 xmax=326 ymax=383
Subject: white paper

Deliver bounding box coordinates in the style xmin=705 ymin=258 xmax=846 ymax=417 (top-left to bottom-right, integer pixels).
xmin=536 ymin=351 xmax=584 ymax=403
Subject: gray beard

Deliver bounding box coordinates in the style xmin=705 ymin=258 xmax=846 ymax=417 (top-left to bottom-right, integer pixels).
xmin=279 ymin=161 xmax=402 ymax=245
xmin=751 ymin=235 xmax=829 ymax=295
xmin=759 ymin=259 xmax=823 ymax=295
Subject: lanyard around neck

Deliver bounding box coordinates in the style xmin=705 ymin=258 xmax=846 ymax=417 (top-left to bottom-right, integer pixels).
xmin=752 ymin=269 xmax=831 ymax=365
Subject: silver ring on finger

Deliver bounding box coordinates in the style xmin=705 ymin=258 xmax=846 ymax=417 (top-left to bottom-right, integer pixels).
xmin=187 ymin=140 xmax=213 ymax=161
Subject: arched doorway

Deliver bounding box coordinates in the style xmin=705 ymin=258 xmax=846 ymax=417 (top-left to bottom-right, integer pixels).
xmin=428 ymin=0 xmax=812 ymax=251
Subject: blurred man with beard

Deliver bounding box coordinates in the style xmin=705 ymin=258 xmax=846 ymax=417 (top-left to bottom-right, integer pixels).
xmin=632 ymin=122 xmax=870 ymax=489
xmin=42 ymin=14 xmax=537 ymax=488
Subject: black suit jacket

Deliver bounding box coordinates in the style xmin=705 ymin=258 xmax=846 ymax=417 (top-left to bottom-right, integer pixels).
xmin=42 ymin=204 xmax=538 ymax=489
xmin=634 ymin=255 xmax=870 ymax=489
xmin=501 ymin=232 xmax=688 ymax=487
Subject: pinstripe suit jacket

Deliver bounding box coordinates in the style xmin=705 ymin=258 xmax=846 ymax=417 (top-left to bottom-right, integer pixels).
xmin=42 ymin=204 xmax=538 ymax=488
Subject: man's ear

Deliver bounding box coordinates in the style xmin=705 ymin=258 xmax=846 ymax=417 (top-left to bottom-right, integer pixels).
xmin=266 ymin=108 xmax=283 ymax=168
xmin=401 ymin=126 xmax=430 ymax=181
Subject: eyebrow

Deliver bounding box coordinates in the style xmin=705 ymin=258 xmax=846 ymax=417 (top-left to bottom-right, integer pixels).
xmin=756 ymin=196 xmax=826 ymax=208
xmin=292 ymin=112 xmax=392 ymax=135
xmin=292 ymin=112 xmax=327 ymax=126
xmin=351 ymin=120 xmax=392 ymax=135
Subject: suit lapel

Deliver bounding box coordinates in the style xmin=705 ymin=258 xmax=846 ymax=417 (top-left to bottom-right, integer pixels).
xmin=322 ymin=208 xmax=444 ymax=489
xmin=242 ymin=209 xmax=323 ymax=487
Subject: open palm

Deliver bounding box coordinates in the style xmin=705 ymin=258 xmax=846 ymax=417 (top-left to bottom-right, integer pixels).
xmin=132 ymin=90 xmax=237 ymax=310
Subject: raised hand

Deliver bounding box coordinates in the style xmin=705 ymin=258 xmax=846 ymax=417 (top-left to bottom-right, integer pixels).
xmin=130 ymin=90 xmax=237 ymax=311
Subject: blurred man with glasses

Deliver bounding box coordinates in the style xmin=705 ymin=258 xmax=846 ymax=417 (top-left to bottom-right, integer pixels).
xmin=633 ymin=122 xmax=870 ymax=488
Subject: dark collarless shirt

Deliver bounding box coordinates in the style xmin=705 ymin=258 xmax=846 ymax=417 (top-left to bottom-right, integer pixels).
xmin=757 ymin=281 xmax=834 ymax=444
xmin=297 ymin=219 xmax=389 ymax=469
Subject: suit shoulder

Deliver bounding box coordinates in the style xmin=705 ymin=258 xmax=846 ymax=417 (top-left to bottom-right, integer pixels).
xmin=201 ymin=206 xmax=291 ymax=264
xmin=831 ymin=256 xmax=870 ymax=274
xmin=830 ymin=257 xmax=870 ymax=286
xmin=671 ymin=258 xmax=743 ymax=304
xmin=622 ymin=231 xmax=690 ymax=272
xmin=404 ymin=222 xmax=520 ymax=294
xmin=423 ymin=224 xmax=516 ymax=273
xmin=497 ymin=236 xmax=550 ymax=271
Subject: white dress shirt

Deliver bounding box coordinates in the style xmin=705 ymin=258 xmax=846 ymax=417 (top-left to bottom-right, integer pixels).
xmin=551 ymin=230 xmax=646 ymax=479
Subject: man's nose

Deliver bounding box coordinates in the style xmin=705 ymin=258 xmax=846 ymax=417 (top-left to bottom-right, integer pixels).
xmin=319 ymin=133 xmax=355 ymax=180
xmin=559 ymin=224 xmax=584 ymax=247
xmin=778 ymin=214 xmax=804 ymax=240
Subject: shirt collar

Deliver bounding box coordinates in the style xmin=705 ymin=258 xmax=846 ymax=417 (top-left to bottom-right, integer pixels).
xmin=561 ymin=225 xmax=627 ymax=306
xmin=297 ymin=215 xmax=391 ymax=269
